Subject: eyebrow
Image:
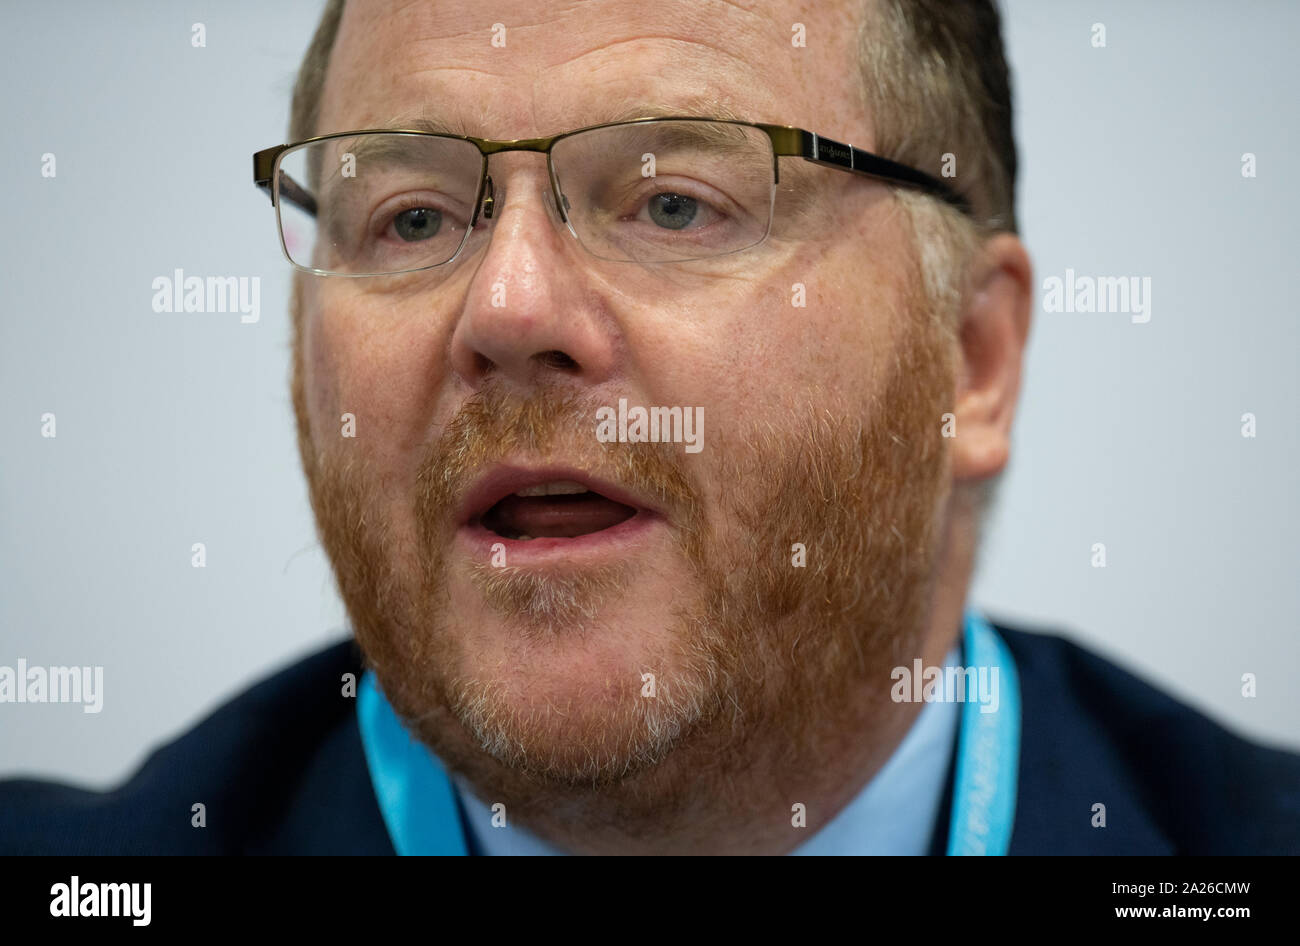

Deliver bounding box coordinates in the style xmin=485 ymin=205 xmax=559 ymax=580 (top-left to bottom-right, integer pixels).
xmin=375 ymin=98 xmax=755 ymax=138
xmin=349 ymin=99 xmax=825 ymax=201
xmin=340 ymin=132 xmax=455 ymax=172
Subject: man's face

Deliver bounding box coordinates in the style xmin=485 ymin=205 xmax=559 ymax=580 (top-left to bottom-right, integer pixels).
xmin=293 ymin=0 xmax=958 ymax=824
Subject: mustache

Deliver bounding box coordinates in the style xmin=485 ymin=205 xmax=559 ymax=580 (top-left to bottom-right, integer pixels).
xmin=413 ymin=379 xmax=704 ymax=541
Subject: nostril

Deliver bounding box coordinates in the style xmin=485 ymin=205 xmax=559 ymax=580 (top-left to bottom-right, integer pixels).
xmin=536 ymin=350 xmax=578 ymax=371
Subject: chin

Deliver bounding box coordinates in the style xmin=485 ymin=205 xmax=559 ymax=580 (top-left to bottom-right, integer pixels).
xmin=434 ymin=575 xmax=723 ymax=784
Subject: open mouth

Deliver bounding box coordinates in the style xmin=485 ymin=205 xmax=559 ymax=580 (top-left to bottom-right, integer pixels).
xmin=460 ymin=468 xmax=655 ymax=544
xmin=480 ymin=480 xmax=638 ymax=541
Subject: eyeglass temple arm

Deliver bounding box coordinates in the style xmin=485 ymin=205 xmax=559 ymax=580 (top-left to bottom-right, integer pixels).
xmin=252 ymin=146 xmax=319 ymax=218
xmin=763 ymin=126 xmax=971 ymax=216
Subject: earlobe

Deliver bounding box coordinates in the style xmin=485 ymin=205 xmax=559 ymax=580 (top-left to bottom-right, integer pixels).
xmin=949 ymin=233 xmax=1034 ymax=483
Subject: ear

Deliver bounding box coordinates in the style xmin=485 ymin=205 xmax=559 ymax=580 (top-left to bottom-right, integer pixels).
xmin=950 ymin=233 xmax=1033 ymax=483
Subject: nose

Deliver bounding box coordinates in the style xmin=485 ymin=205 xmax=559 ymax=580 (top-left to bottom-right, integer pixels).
xmin=477 ymin=171 xmax=569 ymax=224
xmin=449 ymin=158 xmax=617 ymax=392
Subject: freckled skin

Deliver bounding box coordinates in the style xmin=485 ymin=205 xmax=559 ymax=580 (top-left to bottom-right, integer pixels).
xmin=294 ymin=0 xmax=1032 ymax=854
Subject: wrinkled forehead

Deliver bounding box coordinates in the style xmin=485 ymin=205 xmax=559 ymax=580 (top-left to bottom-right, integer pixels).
xmin=317 ymin=0 xmax=875 ymax=146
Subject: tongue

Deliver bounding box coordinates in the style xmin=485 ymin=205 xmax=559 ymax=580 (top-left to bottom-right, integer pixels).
xmin=482 ymin=493 xmax=638 ymax=539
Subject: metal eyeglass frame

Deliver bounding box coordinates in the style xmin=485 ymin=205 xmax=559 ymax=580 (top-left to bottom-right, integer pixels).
xmin=252 ymin=116 xmax=972 ymax=276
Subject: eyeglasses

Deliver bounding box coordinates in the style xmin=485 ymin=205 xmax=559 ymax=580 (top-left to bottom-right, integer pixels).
xmin=252 ymin=117 xmax=970 ymax=277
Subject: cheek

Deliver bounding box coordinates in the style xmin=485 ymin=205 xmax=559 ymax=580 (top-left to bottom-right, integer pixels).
xmin=302 ymin=286 xmax=453 ymax=473
xmin=629 ymin=248 xmax=909 ymax=518
xmin=639 ymin=253 xmax=900 ymax=434
xmin=299 ymin=308 xmax=336 ymax=442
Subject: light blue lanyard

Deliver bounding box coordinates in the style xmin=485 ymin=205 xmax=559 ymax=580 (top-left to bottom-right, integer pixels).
xmin=945 ymin=611 xmax=1021 ymax=855
xmin=357 ymin=673 xmax=467 ymax=856
xmin=357 ymin=609 xmax=1020 ymax=855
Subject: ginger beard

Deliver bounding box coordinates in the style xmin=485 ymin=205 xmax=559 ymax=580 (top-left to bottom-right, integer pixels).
xmin=291 ymin=283 xmax=956 ymax=828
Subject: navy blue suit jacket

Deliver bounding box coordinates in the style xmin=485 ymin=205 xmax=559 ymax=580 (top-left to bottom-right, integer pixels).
xmin=2 ymin=622 xmax=1297 ymax=854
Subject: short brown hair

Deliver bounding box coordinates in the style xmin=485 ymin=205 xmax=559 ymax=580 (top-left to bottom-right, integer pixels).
xmin=862 ymin=0 xmax=1017 ymax=234
xmin=289 ymin=0 xmax=345 ymax=144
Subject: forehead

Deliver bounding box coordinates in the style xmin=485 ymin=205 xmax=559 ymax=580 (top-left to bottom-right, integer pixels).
xmin=317 ymin=0 xmax=875 ymax=146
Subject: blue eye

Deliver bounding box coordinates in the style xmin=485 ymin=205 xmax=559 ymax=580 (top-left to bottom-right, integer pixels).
xmin=392 ymin=207 xmax=442 ymax=242
xmin=646 ymin=193 xmax=699 ymax=230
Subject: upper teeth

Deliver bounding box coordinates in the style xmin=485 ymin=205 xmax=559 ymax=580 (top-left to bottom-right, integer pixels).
xmin=514 ymin=480 xmax=591 ymax=498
